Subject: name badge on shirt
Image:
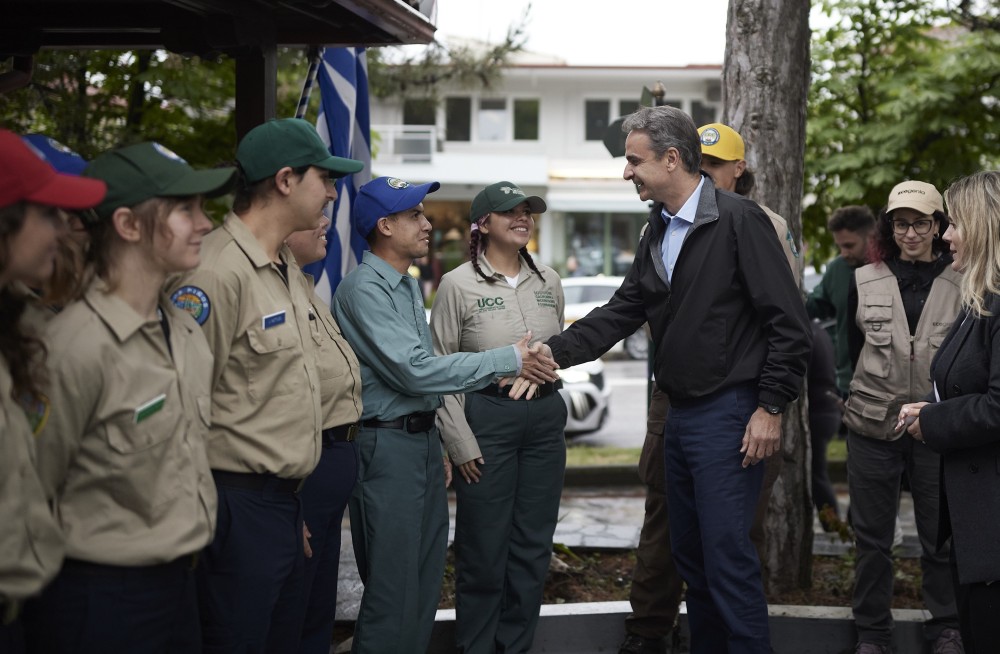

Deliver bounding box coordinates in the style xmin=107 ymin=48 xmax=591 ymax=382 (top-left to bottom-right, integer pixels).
xmin=262 ymin=310 xmax=286 ymax=330
xmin=134 ymin=394 xmax=167 ymax=424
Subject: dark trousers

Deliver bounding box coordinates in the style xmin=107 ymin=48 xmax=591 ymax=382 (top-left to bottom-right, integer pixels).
xmin=452 ymin=392 xmax=567 ymax=654
xmin=294 ymin=441 xmax=358 ymax=654
xmin=809 ymin=409 xmax=841 ymax=521
xmin=349 ymin=426 xmax=449 ymax=654
xmin=664 ymin=383 xmax=769 ymax=654
xmin=956 ymin=579 xmax=1000 ymax=654
xmin=24 ymin=557 xmax=200 ymax=654
xmin=626 ymin=386 xmax=778 ymax=645
xmin=197 ymin=482 xmax=305 ymax=654
xmin=847 ymin=432 xmax=958 ymax=645
xmin=0 ymin=615 xmax=24 ymax=654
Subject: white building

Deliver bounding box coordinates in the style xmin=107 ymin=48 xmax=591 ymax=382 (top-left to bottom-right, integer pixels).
xmin=369 ymin=53 xmax=722 ymax=279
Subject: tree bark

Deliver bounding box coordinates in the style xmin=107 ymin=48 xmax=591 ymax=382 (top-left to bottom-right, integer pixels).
xmin=723 ymin=0 xmax=813 ymax=594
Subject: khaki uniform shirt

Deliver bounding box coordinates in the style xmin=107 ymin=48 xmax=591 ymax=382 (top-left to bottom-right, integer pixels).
xmin=0 ymin=359 xmax=64 ymax=600
xmin=430 ymin=255 xmax=565 ymax=464
xmin=303 ymin=275 xmax=362 ymax=429
xmin=171 ymin=214 xmax=323 ymax=478
xmin=38 ymin=280 xmax=217 ymax=566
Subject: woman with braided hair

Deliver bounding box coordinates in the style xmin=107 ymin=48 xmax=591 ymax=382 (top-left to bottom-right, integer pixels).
xmin=430 ymin=181 xmax=566 ymax=654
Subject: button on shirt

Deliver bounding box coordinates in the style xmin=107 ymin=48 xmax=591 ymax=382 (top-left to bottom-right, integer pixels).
xmin=172 ymin=213 xmax=323 ymax=479
xmin=332 ymin=250 xmax=520 ymax=421
xmin=430 ymin=255 xmax=565 ymax=464
xmin=38 ymin=281 xmax=218 ymax=566
xmin=661 ymin=177 xmax=704 ymax=283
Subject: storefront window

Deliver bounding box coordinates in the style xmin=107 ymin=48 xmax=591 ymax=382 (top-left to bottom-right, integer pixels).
xmin=566 ymin=212 xmax=644 ymax=277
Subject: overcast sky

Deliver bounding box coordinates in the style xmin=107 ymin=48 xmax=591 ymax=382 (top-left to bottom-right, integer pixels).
xmin=430 ymin=0 xmax=732 ymax=67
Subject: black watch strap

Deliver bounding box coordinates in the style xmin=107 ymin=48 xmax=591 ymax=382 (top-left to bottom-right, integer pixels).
xmin=759 ymin=402 xmax=783 ymax=415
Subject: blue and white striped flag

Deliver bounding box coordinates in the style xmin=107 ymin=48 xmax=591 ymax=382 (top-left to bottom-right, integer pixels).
xmin=306 ymin=46 xmax=372 ymax=305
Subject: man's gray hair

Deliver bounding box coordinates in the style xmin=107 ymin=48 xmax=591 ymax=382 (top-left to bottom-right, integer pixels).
xmin=621 ymin=106 xmax=702 ymax=174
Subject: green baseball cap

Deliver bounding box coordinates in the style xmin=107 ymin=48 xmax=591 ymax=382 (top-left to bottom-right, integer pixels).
xmin=470 ymin=181 xmax=546 ymax=221
xmin=84 ymin=142 xmax=237 ymax=220
xmin=236 ymin=118 xmax=364 ymax=184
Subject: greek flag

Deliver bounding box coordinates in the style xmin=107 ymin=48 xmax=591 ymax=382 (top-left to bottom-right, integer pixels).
xmin=306 ymin=46 xmax=372 ymax=305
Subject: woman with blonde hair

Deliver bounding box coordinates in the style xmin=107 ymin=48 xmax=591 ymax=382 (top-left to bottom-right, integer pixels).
xmin=899 ymin=170 xmax=1000 ymax=653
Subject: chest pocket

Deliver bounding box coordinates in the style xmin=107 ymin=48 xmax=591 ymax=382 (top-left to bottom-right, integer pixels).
xmin=245 ymin=319 xmax=300 ymax=399
xmin=862 ymin=294 xmax=893 ymax=326
xmin=860 ymin=294 xmax=894 ymax=378
xmin=311 ymin=313 xmax=348 ymax=380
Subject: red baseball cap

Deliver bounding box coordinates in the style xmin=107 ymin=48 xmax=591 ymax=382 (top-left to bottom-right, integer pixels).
xmin=0 ymin=129 xmax=107 ymax=210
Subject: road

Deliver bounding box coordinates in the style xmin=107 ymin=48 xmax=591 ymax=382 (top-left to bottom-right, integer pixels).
xmin=569 ymin=356 xmax=649 ymax=448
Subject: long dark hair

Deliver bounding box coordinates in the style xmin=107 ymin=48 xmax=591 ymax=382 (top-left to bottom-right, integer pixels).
xmin=468 ymin=217 xmax=545 ymax=284
xmin=868 ymin=207 xmax=950 ymax=265
xmin=0 ymin=202 xmax=48 ymax=401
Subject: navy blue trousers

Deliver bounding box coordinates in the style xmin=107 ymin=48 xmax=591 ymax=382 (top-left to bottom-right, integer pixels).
xmin=24 ymin=557 xmax=200 ymax=654
xmin=663 ymin=383 xmax=770 ymax=654
xmin=197 ymin=482 xmax=304 ymax=654
xmin=294 ymin=441 xmax=358 ymax=654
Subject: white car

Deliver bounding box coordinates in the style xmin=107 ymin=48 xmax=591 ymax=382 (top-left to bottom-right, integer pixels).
xmin=561 ymin=276 xmax=649 ymax=360
xmin=425 ymin=307 xmax=610 ymax=436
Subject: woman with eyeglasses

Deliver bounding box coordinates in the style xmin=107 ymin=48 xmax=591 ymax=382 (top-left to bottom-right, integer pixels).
xmin=843 ymin=181 xmax=964 ymax=654
xmin=429 ymin=181 xmax=566 ymax=654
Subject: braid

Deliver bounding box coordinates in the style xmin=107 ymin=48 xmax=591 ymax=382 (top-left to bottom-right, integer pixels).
xmin=519 ymin=247 xmax=545 ymax=282
xmin=469 ymin=228 xmax=498 ymax=284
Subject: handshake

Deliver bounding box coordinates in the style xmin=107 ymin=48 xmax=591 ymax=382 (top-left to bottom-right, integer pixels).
xmin=504 ymin=331 xmax=560 ymax=399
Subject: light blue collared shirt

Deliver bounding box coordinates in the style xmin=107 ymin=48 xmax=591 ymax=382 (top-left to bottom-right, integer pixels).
xmin=660 ymin=177 xmax=705 ymax=283
xmin=332 ymin=251 xmax=519 ymax=421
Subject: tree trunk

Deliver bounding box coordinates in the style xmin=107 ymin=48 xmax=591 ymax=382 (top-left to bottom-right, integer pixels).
xmin=723 ymin=0 xmax=813 ymax=594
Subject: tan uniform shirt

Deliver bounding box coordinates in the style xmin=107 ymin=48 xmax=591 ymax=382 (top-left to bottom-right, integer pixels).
xmin=430 ymin=255 xmax=565 ymax=464
xmin=0 ymin=360 xmax=64 ymax=600
xmin=37 ymin=280 xmax=217 ymax=566
xmin=303 ymin=275 xmax=362 ymax=429
xmin=171 ymin=213 xmax=322 ymax=478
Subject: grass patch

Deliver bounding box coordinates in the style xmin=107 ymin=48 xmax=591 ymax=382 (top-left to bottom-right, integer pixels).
xmin=566 ymin=445 xmax=641 ymax=467
xmin=827 ymin=438 xmax=847 ymax=462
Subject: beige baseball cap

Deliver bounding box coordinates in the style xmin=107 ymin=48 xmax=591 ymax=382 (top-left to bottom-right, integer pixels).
xmin=886 ymin=180 xmax=943 ymax=215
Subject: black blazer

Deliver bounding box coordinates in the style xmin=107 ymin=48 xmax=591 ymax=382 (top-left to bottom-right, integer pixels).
xmin=920 ymin=293 xmax=1000 ymax=585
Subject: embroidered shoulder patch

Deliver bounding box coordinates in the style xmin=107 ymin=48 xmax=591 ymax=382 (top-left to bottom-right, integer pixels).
xmin=171 ymin=285 xmax=211 ymax=325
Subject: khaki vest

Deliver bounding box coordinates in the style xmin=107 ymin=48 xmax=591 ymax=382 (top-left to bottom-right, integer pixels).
xmin=843 ymin=262 xmax=962 ymax=440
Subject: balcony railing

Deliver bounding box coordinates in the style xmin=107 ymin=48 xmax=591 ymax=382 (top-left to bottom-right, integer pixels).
xmin=372 ymin=124 xmax=438 ymax=163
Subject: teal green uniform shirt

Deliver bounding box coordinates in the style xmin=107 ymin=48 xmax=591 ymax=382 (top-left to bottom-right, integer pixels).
xmin=806 ymin=255 xmax=856 ymax=394
xmin=333 ymin=251 xmax=519 ymax=421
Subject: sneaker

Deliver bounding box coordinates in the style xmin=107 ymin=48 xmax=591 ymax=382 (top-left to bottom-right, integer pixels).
xmin=854 ymin=643 xmax=889 ymax=654
xmin=933 ymin=628 xmax=965 ymax=654
xmin=618 ymin=633 xmax=667 ymax=654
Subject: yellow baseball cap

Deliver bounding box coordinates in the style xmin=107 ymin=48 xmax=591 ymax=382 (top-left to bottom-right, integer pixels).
xmin=698 ymin=123 xmax=745 ymax=162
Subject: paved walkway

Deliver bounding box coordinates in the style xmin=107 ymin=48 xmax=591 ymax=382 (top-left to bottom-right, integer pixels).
xmin=334 ymin=483 xmax=920 ymax=622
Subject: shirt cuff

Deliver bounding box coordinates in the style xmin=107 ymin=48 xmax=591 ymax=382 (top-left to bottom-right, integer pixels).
xmin=512 ymin=344 xmax=522 ymax=375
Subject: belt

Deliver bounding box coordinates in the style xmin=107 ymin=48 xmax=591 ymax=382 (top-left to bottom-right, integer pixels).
xmin=361 ymin=411 xmax=436 ymax=434
xmin=475 ymin=379 xmax=563 ymax=399
xmin=211 ymin=470 xmax=306 ymax=494
xmin=322 ymin=422 xmax=359 ymax=447
xmin=61 ymin=553 xmax=199 ymax=575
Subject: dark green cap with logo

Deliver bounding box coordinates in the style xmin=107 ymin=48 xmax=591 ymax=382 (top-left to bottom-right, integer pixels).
xmin=83 ymin=142 xmax=237 ymax=220
xmin=470 ymin=181 xmax=546 ymax=221
xmin=236 ymin=118 xmax=364 ymax=184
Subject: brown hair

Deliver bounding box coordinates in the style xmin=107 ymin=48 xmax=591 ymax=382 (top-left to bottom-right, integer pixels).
xmin=0 ymin=202 xmax=48 ymax=401
xmin=231 ymin=162 xmax=310 ymax=215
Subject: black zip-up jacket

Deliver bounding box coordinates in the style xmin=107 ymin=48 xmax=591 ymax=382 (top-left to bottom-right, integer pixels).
xmin=547 ymin=175 xmax=811 ymax=411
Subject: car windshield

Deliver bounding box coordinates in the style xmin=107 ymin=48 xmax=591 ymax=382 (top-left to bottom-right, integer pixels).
xmin=564 ymin=285 xmax=617 ymax=305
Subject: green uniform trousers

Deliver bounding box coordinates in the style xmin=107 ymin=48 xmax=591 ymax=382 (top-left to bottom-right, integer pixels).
xmin=452 ymin=391 xmax=567 ymax=654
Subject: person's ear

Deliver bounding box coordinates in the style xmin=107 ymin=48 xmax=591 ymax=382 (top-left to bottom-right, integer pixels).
xmin=273 ymin=167 xmax=297 ymax=197
xmin=111 ymin=207 xmax=142 ymax=243
xmin=375 ymin=216 xmax=392 ymax=237
xmin=479 ymin=217 xmax=491 ymax=235
xmin=734 ymin=159 xmax=747 ymax=178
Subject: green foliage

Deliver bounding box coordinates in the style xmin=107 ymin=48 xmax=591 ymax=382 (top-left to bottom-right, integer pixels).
xmin=803 ymin=0 xmax=1000 ymax=266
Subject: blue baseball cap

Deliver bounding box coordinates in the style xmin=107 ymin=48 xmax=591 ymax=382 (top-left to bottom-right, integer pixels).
xmin=22 ymin=134 xmax=88 ymax=175
xmin=353 ymin=176 xmax=440 ymax=239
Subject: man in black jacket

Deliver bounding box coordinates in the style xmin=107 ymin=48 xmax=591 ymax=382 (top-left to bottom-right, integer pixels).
xmin=546 ymin=106 xmax=811 ymax=653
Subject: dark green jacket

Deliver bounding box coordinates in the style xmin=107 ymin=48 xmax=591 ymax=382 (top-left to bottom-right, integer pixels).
xmin=806 ymin=256 xmax=855 ymax=394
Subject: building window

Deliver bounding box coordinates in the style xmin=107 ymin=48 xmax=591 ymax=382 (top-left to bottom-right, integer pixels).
xmin=618 ymin=100 xmax=640 ymax=118
xmin=691 ymin=100 xmax=717 ymax=126
xmin=513 ymin=98 xmax=539 ymax=141
xmin=445 ymin=97 xmax=471 ymax=141
xmin=403 ymin=98 xmax=436 ymax=125
xmin=478 ymin=98 xmax=507 ymax=141
xmin=585 ymin=100 xmax=610 ymax=141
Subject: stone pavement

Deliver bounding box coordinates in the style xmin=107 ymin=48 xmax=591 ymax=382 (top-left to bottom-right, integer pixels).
xmin=334 ymin=482 xmax=921 ymax=622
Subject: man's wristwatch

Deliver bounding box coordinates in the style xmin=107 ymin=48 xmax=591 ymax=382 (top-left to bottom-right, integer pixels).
xmin=759 ymin=402 xmax=784 ymax=415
